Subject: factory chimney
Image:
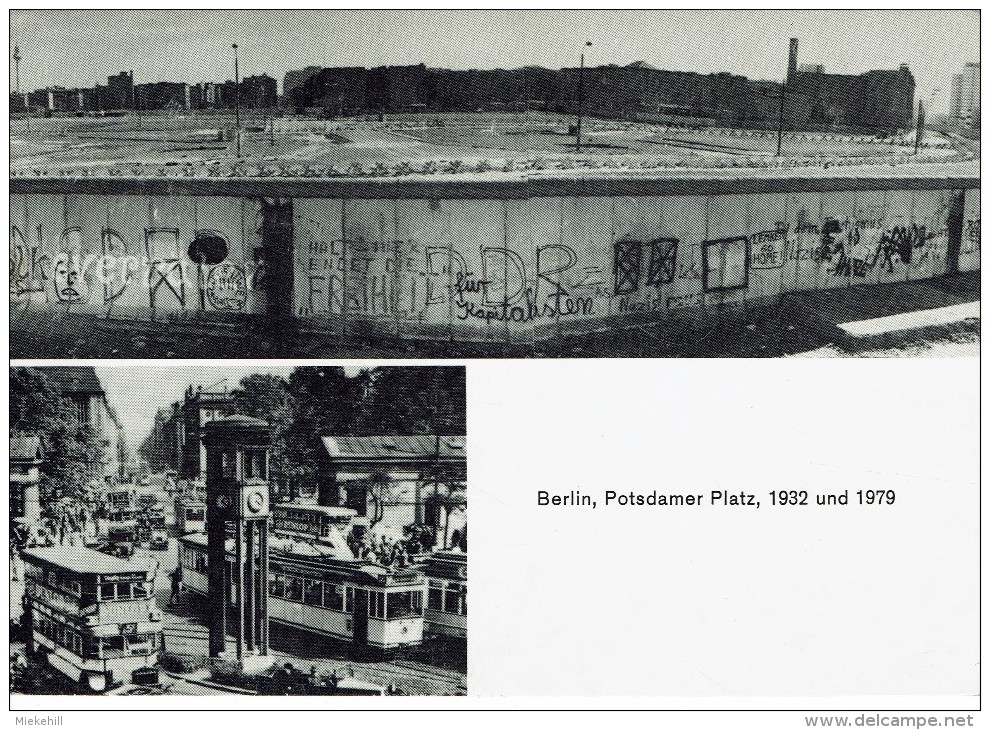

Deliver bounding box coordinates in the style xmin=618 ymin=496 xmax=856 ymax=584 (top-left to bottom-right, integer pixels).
xmin=787 ymin=38 xmax=799 ymax=83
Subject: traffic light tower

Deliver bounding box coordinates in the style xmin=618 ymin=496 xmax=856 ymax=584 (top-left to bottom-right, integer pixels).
xmin=203 ymin=415 xmax=272 ymax=668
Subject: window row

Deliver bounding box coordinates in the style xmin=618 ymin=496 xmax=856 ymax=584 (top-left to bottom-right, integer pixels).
xmin=428 ymin=580 xmax=467 ymax=616
xmin=268 ymin=574 xmax=423 ymax=619
xmin=33 ymin=616 xmax=158 ymax=659
xmin=27 ymin=567 xmax=149 ymax=603
xmin=270 ymin=573 xmax=354 ymax=612
xmin=181 ymin=548 xmax=208 ymax=573
xmin=370 ymin=590 xmax=422 ymax=620
xmin=98 ymin=581 xmax=151 ymax=601
xmin=27 ymin=565 xmax=82 ymax=598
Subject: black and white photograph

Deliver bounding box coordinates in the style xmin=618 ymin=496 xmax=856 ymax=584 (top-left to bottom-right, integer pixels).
xmin=10 ymin=365 xmax=467 ymax=696
xmin=8 ymin=9 xmax=979 ymax=359
xmin=5 ymin=7 xmax=981 ymax=723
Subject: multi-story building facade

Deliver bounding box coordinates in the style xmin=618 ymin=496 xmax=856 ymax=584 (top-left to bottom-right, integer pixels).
xmin=240 ymin=74 xmax=278 ymax=108
xmin=949 ymin=62 xmax=980 ymax=130
xmin=135 ymin=81 xmax=190 ymax=110
xmin=283 ymin=66 xmax=322 ymax=105
xmin=11 ymin=435 xmax=43 ymax=526
xmin=166 ymin=385 xmax=234 ymax=479
xmin=44 ymin=367 xmax=125 ymax=485
xmin=106 ymin=71 xmax=134 ymax=110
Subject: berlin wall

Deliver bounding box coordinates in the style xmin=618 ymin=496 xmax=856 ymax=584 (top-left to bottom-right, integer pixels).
xmin=9 ymin=193 xmax=266 ymax=321
xmin=10 ymin=175 xmax=980 ymax=343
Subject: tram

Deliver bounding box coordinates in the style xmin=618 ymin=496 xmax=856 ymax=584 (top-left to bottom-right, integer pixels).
xmin=177 ymin=531 xmax=426 ymax=656
xmin=422 ymin=550 xmax=467 ymax=639
xmin=21 ymin=547 xmax=163 ymax=692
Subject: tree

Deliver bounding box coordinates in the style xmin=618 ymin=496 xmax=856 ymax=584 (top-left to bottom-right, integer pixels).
xmin=355 ymin=367 xmax=466 ymax=435
xmin=283 ymin=367 xmax=363 ymax=489
xmin=229 ymin=373 xmax=293 ymax=485
xmin=362 ymin=471 xmax=393 ymax=527
xmin=10 ymin=367 xmax=105 ymax=511
xmin=420 ymin=457 xmax=467 ymax=549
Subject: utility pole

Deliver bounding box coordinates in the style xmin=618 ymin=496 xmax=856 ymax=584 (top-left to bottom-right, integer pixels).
xmin=575 ymin=41 xmax=592 ymax=152
xmin=233 ymin=43 xmax=242 ymax=157
xmin=914 ymin=99 xmax=925 ymax=155
xmin=134 ymin=71 xmax=143 ymax=132
xmin=776 ymin=39 xmax=790 ymax=157
xmin=776 ymin=82 xmax=786 ymax=157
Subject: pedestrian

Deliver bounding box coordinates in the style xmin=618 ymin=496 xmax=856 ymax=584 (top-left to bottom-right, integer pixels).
xmin=168 ymin=565 xmax=183 ymax=606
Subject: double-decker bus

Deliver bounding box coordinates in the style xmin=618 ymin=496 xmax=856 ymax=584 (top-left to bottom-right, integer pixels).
xmin=175 ymin=499 xmax=206 ymax=535
xmin=177 ymin=533 xmax=426 ymax=656
xmin=21 ymin=547 xmax=164 ymax=691
xmin=103 ymin=488 xmax=137 ymax=522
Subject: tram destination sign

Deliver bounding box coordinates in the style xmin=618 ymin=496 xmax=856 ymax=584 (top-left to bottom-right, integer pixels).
xmin=100 ymin=572 xmax=147 ymax=582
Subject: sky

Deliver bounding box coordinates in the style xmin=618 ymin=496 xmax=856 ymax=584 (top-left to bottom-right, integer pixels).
xmin=95 ymin=366 xmax=296 ymax=449
xmin=9 ymin=10 xmax=979 ymax=113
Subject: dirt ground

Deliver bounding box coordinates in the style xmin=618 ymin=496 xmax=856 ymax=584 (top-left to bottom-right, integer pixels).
xmin=10 ymin=273 xmax=979 ymax=360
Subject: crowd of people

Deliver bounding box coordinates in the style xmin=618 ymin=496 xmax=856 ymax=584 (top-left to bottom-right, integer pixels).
xmin=342 ymin=522 xmax=466 ymax=569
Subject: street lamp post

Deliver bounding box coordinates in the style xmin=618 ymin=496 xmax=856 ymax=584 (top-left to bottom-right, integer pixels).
xmin=914 ymin=99 xmax=925 ymax=155
xmin=575 ymin=41 xmax=592 ymax=152
xmin=12 ymin=45 xmax=29 ymax=131
xmin=13 ymin=45 xmax=21 ymax=96
xmin=233 ymin=43 xmax=242 ymax=157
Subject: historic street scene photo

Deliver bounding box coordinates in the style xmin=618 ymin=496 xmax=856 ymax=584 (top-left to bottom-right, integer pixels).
xmin=9 ymin=365 xmax=467 ymax=695
xmin=8 ymin=10 xmax=979 ymax=358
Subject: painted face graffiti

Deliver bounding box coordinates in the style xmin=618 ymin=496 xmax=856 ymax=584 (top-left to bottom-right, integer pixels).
xmin=53 ymin=229 xmax=91 ymax=303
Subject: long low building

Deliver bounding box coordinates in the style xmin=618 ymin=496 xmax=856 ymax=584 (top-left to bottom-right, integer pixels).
xmin=9 ymin=167 xmax=981 ymax=344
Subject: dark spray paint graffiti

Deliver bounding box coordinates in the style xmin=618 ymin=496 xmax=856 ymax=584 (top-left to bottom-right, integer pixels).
xmin=145 ymin=229 xmax=185 ymax=307
xmin=301 ymin=237 xmax=425 ymax=318
xmin=613 ymin=238 xmax=680 ymax=295
xmin=9 ymin=226 xmax=51 ymax=298
xmin=827 ymin=220 xmax=939 ymax=278
xmin=452 ymin=244 xmax=594 ymax=323
xmin=11 ymin=223 xmax=260 ymax=312
xmin=206 ymin=263 xmax=248 ymax=310
xmin=749 ymin=225 xmax=788 ymax=269
xmin=964 ymin=219 xmax=980 ymax=254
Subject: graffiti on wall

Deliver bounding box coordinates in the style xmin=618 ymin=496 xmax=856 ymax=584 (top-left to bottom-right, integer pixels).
xmin=294 ymin=199 xmax=963 ymax=328
xmin=12 ymin=190 xmax=973 ymax=334
xmin=749 ymin=225 xmax=788 ymax=269
xmin=963 ymin=219 xmax=980 ymax=254
xmin=299 ymin=236 xmax=599 ymax=324
xmin=9 ymin=221 xmax=261 ymax=313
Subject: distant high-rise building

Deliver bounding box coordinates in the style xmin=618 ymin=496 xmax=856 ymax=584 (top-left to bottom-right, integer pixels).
xmin=240 ymin=74 xmax=277 ymax=108
xmin=949 ymin=62 xmax=980 ymax=129
xmin=799 ymin=64 xmax=824 ymax=74
xmin=283 ymin=66 xmax=322 ymax=104
xmin=106 ymin=71 xmax=134 ymax=110
xmin=135 ymin=81 xmax=190 ymax=110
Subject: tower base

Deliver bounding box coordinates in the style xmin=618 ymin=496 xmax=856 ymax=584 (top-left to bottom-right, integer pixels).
xmin=211 ymin=651 xmax=275 ymax=675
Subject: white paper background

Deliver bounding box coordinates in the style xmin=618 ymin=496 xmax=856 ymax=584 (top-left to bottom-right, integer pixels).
xmin=8 ymin=356 xmax=980 ymax=715
xmin=467 ymin=358 xmax=980 ymax=697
